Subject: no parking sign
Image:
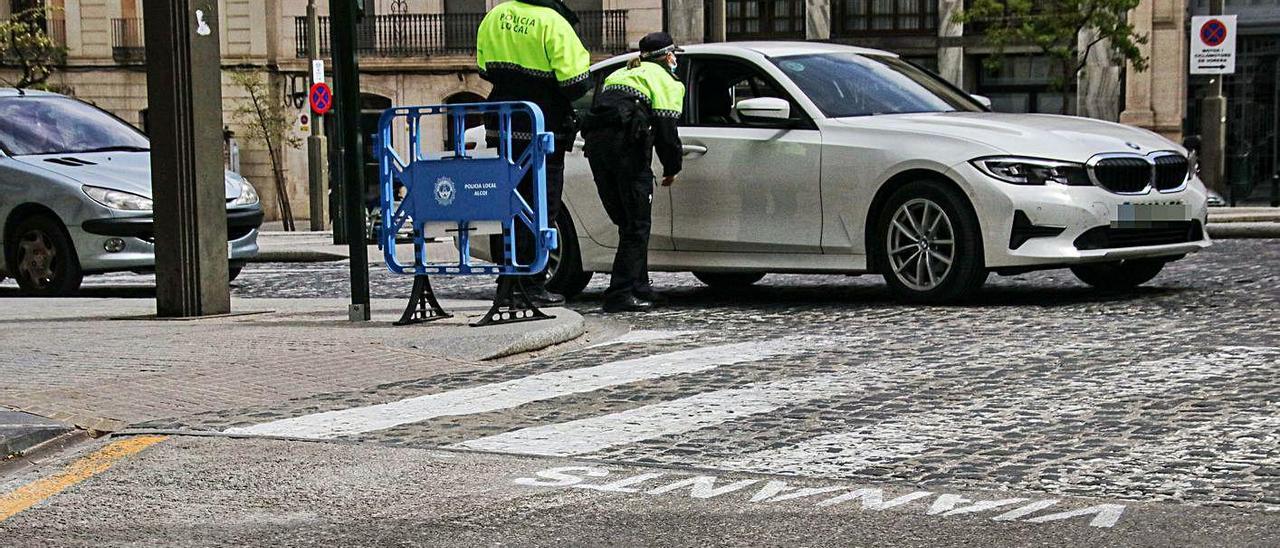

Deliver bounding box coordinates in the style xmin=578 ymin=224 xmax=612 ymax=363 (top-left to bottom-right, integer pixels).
xmin=309 ymin=82 xmax=333 ymax=115
xmin=1190 ymin=15 xmax=1236 ymax=75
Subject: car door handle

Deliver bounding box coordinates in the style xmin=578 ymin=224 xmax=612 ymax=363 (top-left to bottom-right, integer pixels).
xmin=682 ymin=144 xmax=708 ymax=157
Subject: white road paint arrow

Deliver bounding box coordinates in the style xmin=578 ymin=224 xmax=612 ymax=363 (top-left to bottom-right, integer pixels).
xmin=225 ymin=336 xmax=840 ymax=439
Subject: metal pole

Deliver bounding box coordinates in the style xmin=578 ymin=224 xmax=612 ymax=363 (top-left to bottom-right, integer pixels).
xmin=307 ymin=0 xmax=328 ymax=232
xmin=143 ymin=0 xmax=230 ymax=317
xmin=1201 ymin=0 xmax=1228 ymax=195
xmin=330 ymin=0 xmax=371 ymax=321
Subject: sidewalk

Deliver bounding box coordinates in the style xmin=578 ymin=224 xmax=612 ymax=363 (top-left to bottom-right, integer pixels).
xmin=1206 ymin=206 xmax=1280 ymax=238
xmin=0 ymin=297 xmax=585 ymax=444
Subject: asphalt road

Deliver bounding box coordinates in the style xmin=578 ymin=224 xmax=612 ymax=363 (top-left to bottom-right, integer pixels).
xmin=2 ymin=240 xmax=1278 ymax=546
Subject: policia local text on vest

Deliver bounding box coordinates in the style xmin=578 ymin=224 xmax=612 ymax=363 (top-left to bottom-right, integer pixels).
xmin=477 ymin=0 xmax=591 ymax=305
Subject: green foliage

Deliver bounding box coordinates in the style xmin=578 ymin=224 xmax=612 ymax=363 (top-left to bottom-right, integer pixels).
xmin=955 ymin=0 xmax=1149 ymax=111
xmin=0 ymin=7 xmax=66 ymax=89
xmin=231 ymin=70 xmax=301 ymax=230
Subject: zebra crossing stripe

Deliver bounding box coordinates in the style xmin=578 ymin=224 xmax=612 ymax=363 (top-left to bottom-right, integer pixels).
xmin=451 ymin=369 xmax=889 ymax=456
xmin=224 ymin=337 xmax=828 ymax=439
xmin=584 ymin=329 xmax=701 ymax=349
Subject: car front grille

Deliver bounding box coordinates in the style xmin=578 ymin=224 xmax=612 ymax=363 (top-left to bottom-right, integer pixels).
xmin=1073 ymin=221 xmax=1203 ymax=250
xmin=1153 ymin=154 xmax=1189 ymax=191
xmin=1091 ymin=157 xmax=1152 ymax=193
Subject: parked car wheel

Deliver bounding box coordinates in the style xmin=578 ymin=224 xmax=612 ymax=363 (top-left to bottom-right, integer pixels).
xmin=6 ymin=214 xmax=83 ymax=296
xmin=1070 ymin=259 xmax=1166 ymax=290
xmin=692 ymin=271 xmax=766 ymax=289
xmin=877 ymin=181 xmax=987 ymax=303
xmin=545 ymin=211 xmax=593 ymax=299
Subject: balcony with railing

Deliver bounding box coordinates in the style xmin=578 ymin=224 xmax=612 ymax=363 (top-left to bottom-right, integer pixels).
xmin=111 ymin=17 xmax=145 ymax=64
xmin=294 ymin=11 xmax=629 ymax=59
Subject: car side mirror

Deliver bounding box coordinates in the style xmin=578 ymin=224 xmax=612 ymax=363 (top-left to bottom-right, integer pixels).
xmin=735 ymin=97 xmax=791 ymax=124
xmin=971 ymin=94 xmax=993 ymax=110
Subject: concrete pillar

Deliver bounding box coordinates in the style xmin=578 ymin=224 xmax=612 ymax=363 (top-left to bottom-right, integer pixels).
xmin=937 ymin=0 xmax=964 ymax=86
xmin=667 ymin=0 xmax=706 ymax=45
xmin=143 ymin=0 xmax=231 ymax=317
xmin=1077 ymin=28 xmax=1122 ymax=121
xmin=806 ymin=0 xmax=830 ymax=40
xmin=708 ymin=0 xmax=725 ymax=42
xmin=1120 ymin=0 xmax=1186 ymax=143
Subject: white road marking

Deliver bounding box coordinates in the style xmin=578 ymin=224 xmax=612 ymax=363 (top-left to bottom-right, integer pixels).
xmin=225 ymin=337 xmax=832 ymax=439
xmin=452 ymin=369 xmax=890 ymax=456
xmin=584 ymin=329 xmax=701 ymax=349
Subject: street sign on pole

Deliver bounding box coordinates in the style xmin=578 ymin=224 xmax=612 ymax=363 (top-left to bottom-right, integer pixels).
xmin=312 ymin=59 xmax=326 ymax=85
xmin=1191 ymin=15 xmax=1237 ymax=75
xmin=309 ymin=82 xmax=333 ymax=115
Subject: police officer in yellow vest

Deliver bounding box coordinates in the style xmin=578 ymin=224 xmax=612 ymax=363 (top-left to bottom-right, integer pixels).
xmin=477 ymin=0 xmax=591 ymax=305
xmin=581 ymin=32 xmax=686 ymax=313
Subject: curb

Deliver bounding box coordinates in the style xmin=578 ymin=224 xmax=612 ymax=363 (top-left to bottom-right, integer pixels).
xmin=1 ymin=411 xmax=73 ymax=457
xmin=249 ymin=250 xmax=348 ymax=263
xmin=1207 ymin=222 xmax=1280 ymax=239
xmin=481 ymin=309 xmax=588 ymax=361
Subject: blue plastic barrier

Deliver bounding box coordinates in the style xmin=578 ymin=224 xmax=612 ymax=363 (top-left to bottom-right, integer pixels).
xmin=374 ymin=101 xmax=560 ymax=326
xmin=375 ymin=101 xmax=559 ymax=277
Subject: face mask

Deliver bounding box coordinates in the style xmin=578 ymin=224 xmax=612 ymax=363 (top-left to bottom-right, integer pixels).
xmin=668 ymin=57 xmax=678 ymax=73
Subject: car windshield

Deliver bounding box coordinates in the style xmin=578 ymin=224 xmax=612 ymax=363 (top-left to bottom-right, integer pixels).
xmin=0 ymin=96 xmax=149 ymax=156
xmin=771 ymin=53 xmax=983 ymax=118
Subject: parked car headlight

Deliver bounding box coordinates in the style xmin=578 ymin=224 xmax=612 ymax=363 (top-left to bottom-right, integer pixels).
xmin=972 ymin=157 xmax=1091 ymax=186
xmin=231 ymin=179 xmax=260 ymax=206
xmin=82 ymin=185 xmax=153 ymax=211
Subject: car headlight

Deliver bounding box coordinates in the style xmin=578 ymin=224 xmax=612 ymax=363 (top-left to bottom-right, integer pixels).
xmin=82 ymin=185 xmax=153 ymax=211
xmin=972 ymin=157 xmax=1091 ymax=186
xmin=231 ymin=179 xmax=260 ymax=206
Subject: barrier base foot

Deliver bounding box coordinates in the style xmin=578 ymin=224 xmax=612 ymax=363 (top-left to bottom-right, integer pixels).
xmin=395 ymin=275 xmax=452 ymax=326
xmin=472 ymin=277 xmax=555 ymax=327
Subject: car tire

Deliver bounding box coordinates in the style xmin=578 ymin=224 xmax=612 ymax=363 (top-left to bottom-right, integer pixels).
xmin=545 ymin=211 xmax=593 ymax=299
xmin=6 ymin=214 xmax=83 ymax=296
xmin=876 ymin=180 xmax=987 ymax=303
xmin=1070 ymin=259 xmax=1166 ymax=290
xmin=692 ymin=271 xmax=766 ymax=289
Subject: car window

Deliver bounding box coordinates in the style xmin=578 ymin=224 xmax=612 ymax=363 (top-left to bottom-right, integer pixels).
xmin=0 ymin=96 xmax=150 ymax=156
xmin=688 ymin=57 xmax=802 ymax=128
xmin=771 ymin=53 xmax=983 ymax=118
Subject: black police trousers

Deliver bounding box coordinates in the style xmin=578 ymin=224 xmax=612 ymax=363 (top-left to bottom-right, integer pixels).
xmin=488 ymin=137 xmax=566 ymax=288
xmin=584 ymin=132 xmax=654 ymax=301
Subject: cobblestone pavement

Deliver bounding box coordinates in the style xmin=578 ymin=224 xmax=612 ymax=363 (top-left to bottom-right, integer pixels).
xmin=108 ymin=240 xmax=1279 ymax=515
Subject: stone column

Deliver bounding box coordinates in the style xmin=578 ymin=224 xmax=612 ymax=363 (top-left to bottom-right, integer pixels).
xmin=938 ymin=0 xmax=965 ymax=87
xmin=708 ymin=0 xmax=725 ymax=42
xmin=143 ymin=0 xmax=231 ymax=317
xmin=1077 ymin=28 xmax=1123 ymax=121
xmin=667 ymin=0 xmax=706 ymax=45
xmin=806 ymin=0 xmax=830 ymax=40
xmin=1120 ymin=0 xmax=1186 ymax=143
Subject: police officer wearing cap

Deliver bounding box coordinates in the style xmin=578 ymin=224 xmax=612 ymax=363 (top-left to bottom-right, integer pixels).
xmin=476 ymin=0 xmax=591 ymax=305
xmin=580 ymin=32 xmax=686 ymax=313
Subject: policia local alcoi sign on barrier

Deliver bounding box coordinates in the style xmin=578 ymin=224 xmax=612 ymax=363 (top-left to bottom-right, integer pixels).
xmin=1191 ymin=15 xmax=1237 ymax=75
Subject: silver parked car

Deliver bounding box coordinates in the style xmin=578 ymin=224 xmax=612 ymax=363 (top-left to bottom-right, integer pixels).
xmin=0 ymin=89 xmax=262 ymax=295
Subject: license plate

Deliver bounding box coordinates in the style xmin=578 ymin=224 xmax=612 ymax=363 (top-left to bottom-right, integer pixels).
xmin=1113 ymin=202 xmax=1188 ymax=228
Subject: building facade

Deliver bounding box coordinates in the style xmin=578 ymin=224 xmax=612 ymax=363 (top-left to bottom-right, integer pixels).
xmin=8 ymin=1 xmax=1257 ymax=219
xmin=0 ymin=0 xmax=648 ymax=223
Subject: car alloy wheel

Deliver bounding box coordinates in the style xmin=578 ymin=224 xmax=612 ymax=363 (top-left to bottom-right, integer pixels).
xmin=18 ymin=229 xmax=59 ymax=290
xmin=886 ymin=198 xmax=956 ymax=292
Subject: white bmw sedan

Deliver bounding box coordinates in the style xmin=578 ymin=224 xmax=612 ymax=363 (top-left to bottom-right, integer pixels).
xmin=539 ymin=42 xmax=1211 ymax=303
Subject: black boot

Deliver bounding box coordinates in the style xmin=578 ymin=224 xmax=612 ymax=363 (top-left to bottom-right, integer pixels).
xmin=603 ymin=294 xmax=655 ymax=313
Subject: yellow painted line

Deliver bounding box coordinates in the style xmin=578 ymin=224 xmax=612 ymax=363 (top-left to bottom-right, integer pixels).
xmin=0 ymin=435 xmax=167 ymax=522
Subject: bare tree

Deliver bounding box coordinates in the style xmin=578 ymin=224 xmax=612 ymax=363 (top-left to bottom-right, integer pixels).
xmin=230 ymin=70 xmax=302 ymax=231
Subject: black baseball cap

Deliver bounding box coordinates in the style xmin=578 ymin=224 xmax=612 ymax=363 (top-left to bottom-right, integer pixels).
xmin=639 ymin=32 xmax=683 ymax=59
